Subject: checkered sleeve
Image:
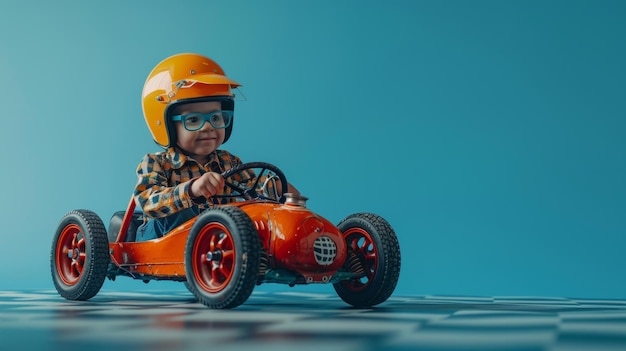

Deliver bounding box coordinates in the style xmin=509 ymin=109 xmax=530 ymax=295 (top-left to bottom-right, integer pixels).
xmin=222 ymin=154 xmax=251 ymax=187
xmin=133 ymin=154 xmax=194 ymax=218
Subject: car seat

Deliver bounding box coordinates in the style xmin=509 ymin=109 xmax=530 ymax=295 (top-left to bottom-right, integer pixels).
xmin=108 ymin=211 xmax=144 ymax=242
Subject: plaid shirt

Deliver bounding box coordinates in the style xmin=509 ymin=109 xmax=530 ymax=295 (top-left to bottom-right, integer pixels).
xmin=134 ymin=147 xmax=252 ymax=218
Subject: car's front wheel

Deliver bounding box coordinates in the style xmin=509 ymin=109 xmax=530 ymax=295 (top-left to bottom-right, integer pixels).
xmin=333 ymin=213 xmax=401 ymax=307
xmin=184 ymin=207 xmax=260 ymax=309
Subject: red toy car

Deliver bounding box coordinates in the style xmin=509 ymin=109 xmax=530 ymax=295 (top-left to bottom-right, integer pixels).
xmin=50 ymin=162 xmax=401 ymax=309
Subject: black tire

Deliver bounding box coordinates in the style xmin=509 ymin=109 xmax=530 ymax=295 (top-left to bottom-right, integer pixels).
xmin=50 ymin=210 xmax=110 ymax=300
xmin=184 ymin=207 xmax=260 ymax=309
xmin=333 ymin=213 xmax=401 ymax=307
xmin=182 ymin=281 xmax=199 ymax=301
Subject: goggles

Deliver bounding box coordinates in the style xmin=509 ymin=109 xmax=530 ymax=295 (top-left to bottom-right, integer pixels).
xmin=171 ymin=110 xmax=233 ymax=131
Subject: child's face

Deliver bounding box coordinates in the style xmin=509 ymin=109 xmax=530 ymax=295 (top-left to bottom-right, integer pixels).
xmin=174 ymin=101 xmax=226 ymax=160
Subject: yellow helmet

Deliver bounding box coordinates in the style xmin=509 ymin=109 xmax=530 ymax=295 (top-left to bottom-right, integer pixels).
xmin=142 ymin=53 xmax=241 ymax=148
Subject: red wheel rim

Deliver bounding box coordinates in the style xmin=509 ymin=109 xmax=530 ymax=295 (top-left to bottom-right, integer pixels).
xmin=192 ymin=222 xmax=236 ymax=293
xmin=341 ymin=227 xmax=378 ymax=292
xmin=55 ymin=224 xmax=86 ymax=286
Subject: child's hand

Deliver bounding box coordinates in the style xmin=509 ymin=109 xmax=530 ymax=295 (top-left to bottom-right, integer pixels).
xmin=189 ymin=172 xmax=225 ymax=199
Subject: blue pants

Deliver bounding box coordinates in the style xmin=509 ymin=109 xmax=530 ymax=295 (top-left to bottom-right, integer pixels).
xmin=136 ymin=207 xmax=200 ymax=241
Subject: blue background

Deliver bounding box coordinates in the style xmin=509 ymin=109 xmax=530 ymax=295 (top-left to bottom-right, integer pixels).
xmin=1 ymin=0 xmax=624 ymax=298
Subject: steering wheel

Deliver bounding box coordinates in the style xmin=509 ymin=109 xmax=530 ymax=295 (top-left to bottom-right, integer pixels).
xmin=215 ymin=162 xmax=289 ymax=203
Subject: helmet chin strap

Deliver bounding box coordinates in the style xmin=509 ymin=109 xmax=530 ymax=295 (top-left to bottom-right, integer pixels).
xmin=223 ymin=117 xmax=233 ymax=144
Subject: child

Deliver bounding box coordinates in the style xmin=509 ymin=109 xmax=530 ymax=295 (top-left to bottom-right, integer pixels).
xmin=134 ymin=53 xmax=295 ymax=241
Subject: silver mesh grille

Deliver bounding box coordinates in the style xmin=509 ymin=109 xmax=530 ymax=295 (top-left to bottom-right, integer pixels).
xmin=313 ymin=236 xmax=337 ymax=265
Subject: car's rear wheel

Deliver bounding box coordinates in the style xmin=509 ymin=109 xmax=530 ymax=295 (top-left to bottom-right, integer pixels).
xmin=185 ymin=207 xmax=260 ymax=309
xmin=333 ymin=213 xmax=401 ymax=307
xmin=51 ymin=210 xmax=109 ymax=300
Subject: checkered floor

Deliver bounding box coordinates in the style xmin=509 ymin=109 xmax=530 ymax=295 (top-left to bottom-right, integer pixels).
xmin=2 ymin=289 xmax=626 ymax=351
